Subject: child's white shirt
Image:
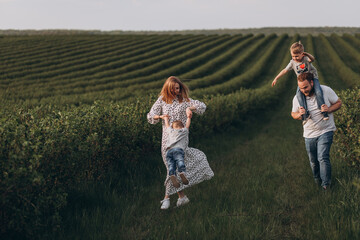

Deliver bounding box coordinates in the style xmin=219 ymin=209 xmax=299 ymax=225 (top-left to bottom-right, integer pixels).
xmin=165 ymin=127 xmax=189 ymax=151
xmin=285 ymin=56 xmax=319 ymax=79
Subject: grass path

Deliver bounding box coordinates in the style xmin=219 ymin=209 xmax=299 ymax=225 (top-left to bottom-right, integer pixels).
xmin=56 ymin=93 xmax=360 ymax=240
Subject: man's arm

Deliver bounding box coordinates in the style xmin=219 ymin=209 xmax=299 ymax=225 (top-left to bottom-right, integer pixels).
xmin=291 ymin=107 xmax=306 ymax=120
xmin=321 ymin=98 xmax=342 ymax=113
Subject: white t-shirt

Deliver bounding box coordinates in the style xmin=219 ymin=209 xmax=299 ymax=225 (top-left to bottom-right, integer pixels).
xmin=292 ymin=85 xmax=339 ymax=138
xmin=165 ymin=127 xmax=189 ymax=151
xmin=285 ymin=56 xmax=319 ymax=79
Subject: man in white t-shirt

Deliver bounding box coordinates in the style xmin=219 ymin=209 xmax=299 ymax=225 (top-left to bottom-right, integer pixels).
xmin=291 ymin=73 xmax=342 ymax=190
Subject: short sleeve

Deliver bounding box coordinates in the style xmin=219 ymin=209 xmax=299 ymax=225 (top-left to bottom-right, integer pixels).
xmin=292 ymin=95 xmax=300 ymax=113
xmin=323 ymin=86 xmax=339 ymax=104
xmin=285 ymin=60 xmax=293 ymax=72
xmin=147 ymin=96 xmax=163 ymax=124
xmin=189 ymin=98 xmax=206 ymax=115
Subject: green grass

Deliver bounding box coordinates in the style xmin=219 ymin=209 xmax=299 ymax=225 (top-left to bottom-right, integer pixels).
xmin=52 ymin=93 xmax=360 ymax=240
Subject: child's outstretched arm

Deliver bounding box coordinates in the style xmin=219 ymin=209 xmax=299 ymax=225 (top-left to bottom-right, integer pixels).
xmin=185 ymin=115 xmax=191 ymax=129
xmin=272 ymin=68 xmax=288 ymax=87
xmin=303 ymin=52 xmax=315 ymax=62
xmin=159 ymin=115 xmax=170 ymax=128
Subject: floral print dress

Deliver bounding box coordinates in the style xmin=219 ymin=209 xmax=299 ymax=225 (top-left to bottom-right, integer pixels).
xmin=147 ymin=96 xmax=214 ymax=196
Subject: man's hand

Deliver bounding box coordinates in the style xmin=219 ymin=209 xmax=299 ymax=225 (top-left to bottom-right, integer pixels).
xmin=291 ymin=107 xmax=306 ymax=120
xmin=321 ymin=104 xmax=329 ymax=113
xmin=299 ymin=107 xmax=306 ymax=116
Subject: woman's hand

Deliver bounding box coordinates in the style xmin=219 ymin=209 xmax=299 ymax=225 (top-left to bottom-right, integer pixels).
xmin=186 ymin=107 xmax=193 ymax=118
xmin=155 ymin=114 xmax=169 ymax=120
xmin=159 ymin=114 xmax=170 ymax=120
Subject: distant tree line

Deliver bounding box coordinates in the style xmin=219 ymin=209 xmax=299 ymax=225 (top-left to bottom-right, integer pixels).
xmin=1 ymin=27 xmax=360 ymax=36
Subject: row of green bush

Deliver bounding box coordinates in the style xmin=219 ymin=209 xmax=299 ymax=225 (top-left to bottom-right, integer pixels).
xmin=186 ymin=34 xmax=274 ymax=90
xmin=0 ymin=100 xmax=160 ymax=238
xmin=2 ymin=33 xmax=358 ymax=107
xmin=59 ymin=35 xmax=231 ymax=93
xmin=192 ymin=34 xmax=288 ymax=96
xmin=0 ymin=70 xmax=290 ymax=238
xmin=20 ymin=35 xmax=212 ymax=88
xmin=2 ymin=36 xmax=206 ymax=93
xmin=1 ymin=78 xmax=358 ymax=239
xmin=318 ymin=35 xmax=359 ymax=87
xmin=334 ymin=87 xmax=360 ymax=169
xmin=1 ymin=35 xmax=162 ymax=70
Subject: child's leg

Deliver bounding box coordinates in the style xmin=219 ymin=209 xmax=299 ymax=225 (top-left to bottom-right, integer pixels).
xmin=296 ymin=86 xmax=309 ymax=120
xmin=165 ymin=150 xmax=176 ymax=176
xmin=174 ymin=149 xmax=189 ymax=185
xmin=313 ymin=78 xmax=329 ymax=119
xmin=175 ymin=150 xmax=186 ymax=173
xmin=313 ymin=78 xmax=325 ymax=108
xmin=167 ymin=149 xmax=181 ymax=188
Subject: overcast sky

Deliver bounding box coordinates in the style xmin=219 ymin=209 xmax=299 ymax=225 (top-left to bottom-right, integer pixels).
xmin=0 ymin=0 xmax=359 ymax=31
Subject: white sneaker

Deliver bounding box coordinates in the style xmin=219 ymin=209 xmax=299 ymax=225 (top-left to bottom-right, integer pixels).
xmin=160 ymin=198 xmax=170 ymax=210
xmin=176 ymin=196 xmax=190 ymax=207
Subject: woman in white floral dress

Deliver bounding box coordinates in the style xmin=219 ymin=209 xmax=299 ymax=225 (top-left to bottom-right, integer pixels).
xmin=147 ymin=76 xmax=214 ymax=209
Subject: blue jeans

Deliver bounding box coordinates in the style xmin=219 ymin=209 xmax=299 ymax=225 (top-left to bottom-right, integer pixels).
xmin=166 ymin=148 xmax=186 ymax=176
xmin=296 ymin=78 xmax=326 ymax=119
xmin=304 ymin=131 xmax=334 ymax=187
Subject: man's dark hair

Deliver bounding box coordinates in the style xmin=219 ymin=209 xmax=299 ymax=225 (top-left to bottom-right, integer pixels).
xmin=297 ymin=72 xmax=314 ymax=82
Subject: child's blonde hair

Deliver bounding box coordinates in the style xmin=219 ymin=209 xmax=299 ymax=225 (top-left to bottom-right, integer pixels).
xmin=172 ymin=120 xmax=184 ymax=128
xmin=290 ymin=41 xmax=304 ymax=54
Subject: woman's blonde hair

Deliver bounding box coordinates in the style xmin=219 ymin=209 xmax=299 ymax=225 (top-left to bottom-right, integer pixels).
xmin=160 ymin=76 xmax=190 ymax=104
xmin=290 ymin=41 xmax=304 ymax=54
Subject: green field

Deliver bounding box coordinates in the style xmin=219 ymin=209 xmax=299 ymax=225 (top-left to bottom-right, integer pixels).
xmin=56 ymin=89 xmax=360 ymax=240
xmin=0 ymin=32 xmax=359 ymax=239
xmin=1 ymin=33 xmax=359 ymax=105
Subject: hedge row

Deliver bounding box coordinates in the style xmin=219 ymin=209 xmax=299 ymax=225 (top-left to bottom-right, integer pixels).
xmin=2 ymin=77 xmax=358 ymax=239
xmin=334 ymin=87 xmax=360 ymax=169
xmin=0 ymin=99 xmax=161 ymax=238
xmin=1 ymin=35 xmax=164 ymax=75
xmin=5 ymin=35 xmax=209 ymax=94
xmin=317 ymin=35 xmax=359 ymax=87
xmin=0 ymin=70 xmax=291 ymax=238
